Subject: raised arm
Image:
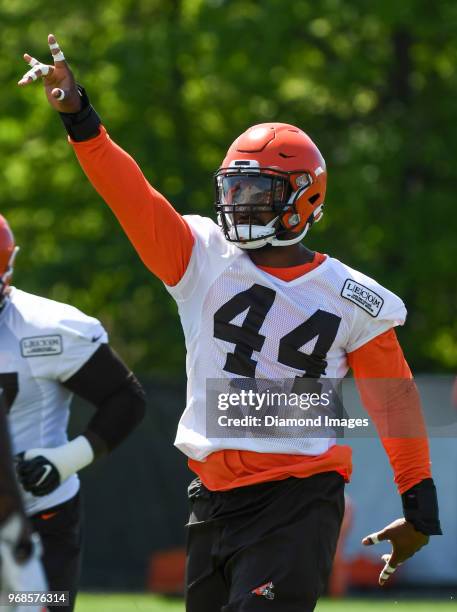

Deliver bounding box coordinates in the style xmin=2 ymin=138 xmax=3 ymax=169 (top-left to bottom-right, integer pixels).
xmin=18 ymin=34 xmax=193 ymax=286
xmin=70 ymin=126 xmax=194 ymax=285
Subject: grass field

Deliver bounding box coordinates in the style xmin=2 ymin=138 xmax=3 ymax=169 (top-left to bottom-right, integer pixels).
xmin=75 ymin=593 xmax=456 ymax=611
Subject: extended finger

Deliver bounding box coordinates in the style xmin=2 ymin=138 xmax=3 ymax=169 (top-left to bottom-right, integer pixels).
xmin=379 ymin=552 xmax=404 ymax=585
xmin=362 ymin=530 xmax=386 ymax=545
xmin=24 ymin=54 xmax=40 ymax=67
xmin=48 ymin=33 xmax=66 ymax=63
xmin=379 ymin=559 xmax=397 ymax=585
xmin=18 ymin=62 xmax=53 ymax=85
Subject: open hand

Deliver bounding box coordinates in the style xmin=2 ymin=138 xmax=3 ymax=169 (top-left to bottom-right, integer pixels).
xmin=362 ymin=518 xmax=429 ymax=586
xmin=18 ymin=33 xmax=81 ymax=113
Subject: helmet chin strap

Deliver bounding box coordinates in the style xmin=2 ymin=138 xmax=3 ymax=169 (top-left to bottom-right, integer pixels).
xmin=231 ymin=222 xmax=308 ymax=250
xmin=231 ymin=204 xmax=324 ymax=250
xmin=227 ymin=216 xmax=278 ymax=250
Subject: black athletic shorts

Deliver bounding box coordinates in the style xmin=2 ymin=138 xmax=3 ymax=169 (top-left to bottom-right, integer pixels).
xmin=186 ymin=471 xmax=344 ymax=612
xmin=30 ymin=492 xmax=83 ymax=612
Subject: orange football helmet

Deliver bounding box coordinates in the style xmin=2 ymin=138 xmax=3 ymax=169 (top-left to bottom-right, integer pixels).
xmin=215 ymin=123 xmax=326 ymax=249
xmin=0 ymin=215 xmax=19 ymax=308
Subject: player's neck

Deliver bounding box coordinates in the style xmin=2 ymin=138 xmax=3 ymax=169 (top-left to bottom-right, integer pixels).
xmin=248 ymin=243 xmax=315 ymax=268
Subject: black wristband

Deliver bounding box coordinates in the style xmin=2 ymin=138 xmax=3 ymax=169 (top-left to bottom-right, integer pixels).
xmin=402 ymin=478 xmax=442 ymax=535
xmin=58 ymin=84 xmax=101 ymax=142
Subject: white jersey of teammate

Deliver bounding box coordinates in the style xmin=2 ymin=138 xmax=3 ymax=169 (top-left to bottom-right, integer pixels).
xmin=0 ymin=288 xmax=107 ymax=516
xmin=167 ymin=216 xmax=407 ymax=461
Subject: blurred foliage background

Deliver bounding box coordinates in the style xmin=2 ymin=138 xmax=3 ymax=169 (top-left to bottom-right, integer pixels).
xmin=1 ymin=0 xmax=456 ymax=376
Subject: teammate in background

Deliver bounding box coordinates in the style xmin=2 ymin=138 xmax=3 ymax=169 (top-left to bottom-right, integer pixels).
xmin=0 ymin=395 xmax=47 ymax=612
xmin=18 ymin=36 xmax=442 ymax=611
xmin=0 ymin=214 xmax=146 ymax=611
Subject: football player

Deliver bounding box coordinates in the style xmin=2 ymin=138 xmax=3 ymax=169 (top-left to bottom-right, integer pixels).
xmin=0 ymin=394 xmax=47 ymax=612
xmin=18 ymin=36 xmax=442 ymax=612
xmin=0 ymin=214 xmax=146 ymax=611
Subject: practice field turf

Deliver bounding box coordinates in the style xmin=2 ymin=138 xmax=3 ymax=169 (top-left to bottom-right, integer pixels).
xmin=75 ymin=593 xmax=456 ymax=611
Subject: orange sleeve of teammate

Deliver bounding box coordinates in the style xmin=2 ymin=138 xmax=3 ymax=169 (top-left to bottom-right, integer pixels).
xmin=347 ymin=328 xmax=432 ymax=494
xmin=70 ymin=126 xmax=194 ymax=286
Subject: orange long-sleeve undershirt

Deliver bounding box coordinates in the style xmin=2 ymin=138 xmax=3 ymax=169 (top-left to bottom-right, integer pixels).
xmin=72 ymin=126 xmax=193 ymax=286
xmin=347 ymin=331 xmax=431 ymax=494
xmin=71 ymin=127 xmax=431 ymax=495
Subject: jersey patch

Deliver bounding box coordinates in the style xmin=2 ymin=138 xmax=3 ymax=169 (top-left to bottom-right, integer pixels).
xmin=341 ymin=279 xmax=384 ymax=318
xmin=20 ymin=335 xmax=63 ymax=358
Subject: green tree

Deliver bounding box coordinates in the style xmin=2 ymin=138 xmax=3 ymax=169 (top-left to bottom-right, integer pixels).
xmin=1 ymin=0 xmax=456 ymax=375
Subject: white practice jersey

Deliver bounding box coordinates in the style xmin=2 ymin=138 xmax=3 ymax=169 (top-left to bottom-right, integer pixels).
xmin=166 ymin=216 xmax=407 ymax=461
xmin=0 ymin=288 xmax=107 ymax=516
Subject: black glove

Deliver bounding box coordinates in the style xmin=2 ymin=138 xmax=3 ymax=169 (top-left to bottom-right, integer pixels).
xmin=16 ymin=455 xmax=61 ymax=497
